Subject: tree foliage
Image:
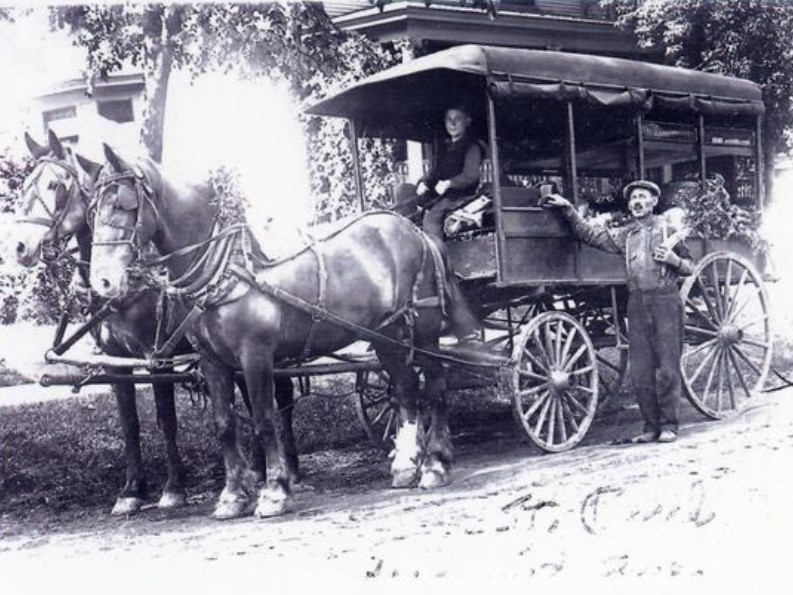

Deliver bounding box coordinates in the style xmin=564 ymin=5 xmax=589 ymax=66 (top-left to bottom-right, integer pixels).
xmin=50 ymin=3 xmax=400 ymax=220
xmin=602 ymin=0 xmax=793 ymax=185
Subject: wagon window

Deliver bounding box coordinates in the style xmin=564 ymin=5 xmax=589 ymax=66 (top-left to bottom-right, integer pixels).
xmin=702 ymin=122 xmax=758 ymax=207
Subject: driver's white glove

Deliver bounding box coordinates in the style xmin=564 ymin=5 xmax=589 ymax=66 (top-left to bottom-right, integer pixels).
xmin=435 ymin=180 xmax=452 ymax=196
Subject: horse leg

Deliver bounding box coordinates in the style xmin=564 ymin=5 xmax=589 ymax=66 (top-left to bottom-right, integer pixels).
xmin=110 ymin=375 xmax=146 ymax=516
xmin=235 ymin=378 xmax=267 ymax=484
xmin=201 ymin=355 xmax=253 ymax=520
xmin=416 ymin=349 xmax=454 ymax=489
xmin=239 ymin=345 xmax=292 ymax=518
xmin=152 ymin=379 xmax=186 ymax=509
xmin=236 ymin=376 xmax=299 ymax=485
xmin=274 ymin=376 xmax=300 ymax=483
xmin=374 ymin=334 xmax=423 ymax=489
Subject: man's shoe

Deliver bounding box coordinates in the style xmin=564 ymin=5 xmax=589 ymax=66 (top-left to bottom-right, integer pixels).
xmin=657 ymin=430 xmax=677 ymax=443
xmin=630 ymin=431 xmax=658 ymax=444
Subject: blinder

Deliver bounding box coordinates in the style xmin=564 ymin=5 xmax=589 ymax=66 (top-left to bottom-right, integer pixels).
xmin=115 ymin=184 xmax=139 ymax=211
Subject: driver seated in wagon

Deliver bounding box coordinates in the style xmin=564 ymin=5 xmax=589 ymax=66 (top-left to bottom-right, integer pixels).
xmin=393 ymin=103 xmax=485 ymax=240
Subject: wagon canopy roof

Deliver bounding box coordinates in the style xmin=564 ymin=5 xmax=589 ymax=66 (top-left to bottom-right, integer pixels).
xmin=307 ymin=45 xmax=764 ymax=140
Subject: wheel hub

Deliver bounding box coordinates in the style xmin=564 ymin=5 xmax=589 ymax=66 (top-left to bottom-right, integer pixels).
xmin=549 ymin=369 xmax=572 ymax=392
xmin=718 ymin=324 xmax=743 ymax=346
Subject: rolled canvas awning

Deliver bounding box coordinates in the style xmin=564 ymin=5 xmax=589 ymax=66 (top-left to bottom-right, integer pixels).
xmin=307 ymin=45 xmax=764 ymax=139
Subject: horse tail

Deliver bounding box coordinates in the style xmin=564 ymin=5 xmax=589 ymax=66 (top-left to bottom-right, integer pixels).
xmin=423 ymin=234 xmax=478 ymax=339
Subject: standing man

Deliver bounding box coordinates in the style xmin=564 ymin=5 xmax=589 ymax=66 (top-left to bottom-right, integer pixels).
xmin=395 ymin=104 xmax=484 ymax=239
xmin=544 ymin=181 xmax=695 ymax=443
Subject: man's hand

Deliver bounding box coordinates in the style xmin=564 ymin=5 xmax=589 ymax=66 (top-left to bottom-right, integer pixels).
xmin=542 ymin=194 xmax=573 ymax=209
xmin=435 ymin=179 xmax=452 ymax=196
xmin=416 ymin=181 xmax=429 ymax=196
xmin=653 ymin=246 xmax=681 ymax=267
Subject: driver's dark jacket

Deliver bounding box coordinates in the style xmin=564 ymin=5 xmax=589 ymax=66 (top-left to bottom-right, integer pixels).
xmin=421 ymin=135 xmax=482 ymax=200
xmin=563 ymin=208 xmax=695 ymax=291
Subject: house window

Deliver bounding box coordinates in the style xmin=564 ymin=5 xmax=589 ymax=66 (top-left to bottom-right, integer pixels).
xmin=97 ymin=99 xmax=134 ymax=124
xmin=42 ymin=106 xmax=76 ymax=130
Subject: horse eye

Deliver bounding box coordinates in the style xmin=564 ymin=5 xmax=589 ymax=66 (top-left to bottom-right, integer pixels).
xmin=48 ymin=181 xmax=58 ymax=191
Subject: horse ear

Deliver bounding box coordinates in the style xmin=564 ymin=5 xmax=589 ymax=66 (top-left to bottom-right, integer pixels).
xmin=76 ymin=153 xmax=102 ymax=182
xmin=48 ymin=130 xmax=66 ymax=160
xmin=103 ymin=143 xmax=132 ymax=173
xmin=24 ymin=132 xmax=49 ymax=159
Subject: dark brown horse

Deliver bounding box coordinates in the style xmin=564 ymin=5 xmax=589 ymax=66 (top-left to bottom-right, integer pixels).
xmin=88 ymin=144 xmax=473 ymax=519
xmin=17 ymin=133 xmax=297 ymax=515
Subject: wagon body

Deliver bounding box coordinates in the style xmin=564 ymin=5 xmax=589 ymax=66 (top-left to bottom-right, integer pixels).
xmin=309 ymin=44 xmax=773 ymax=451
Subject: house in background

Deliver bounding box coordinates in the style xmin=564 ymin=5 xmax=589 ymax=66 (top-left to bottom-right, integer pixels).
xmin=30 ymin=73 xmax=145 ymax=156
xmin=325 ymin=0 xmax=646 ymax=58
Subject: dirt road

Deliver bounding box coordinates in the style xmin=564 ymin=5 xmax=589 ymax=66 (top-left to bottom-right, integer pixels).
xmin=2 ymin=386 xmax=792 ymax=592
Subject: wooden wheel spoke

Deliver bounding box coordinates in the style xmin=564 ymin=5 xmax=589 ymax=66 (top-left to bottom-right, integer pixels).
xmin=685 ymin=298 xmax=720 ymax=331
xmin=546 ymin=397 xmax=558 ymax=443
xmin=687 ymin=343 xmax=719 ymax=383
xmin=518 ymin=368 xmax=548 ymax=383
xmin=696 ymin=276 xmax=722 ymax=325
xmin=569 ymin=365 xmax=595 ymax=376
xmin=522 ymin=346 xmax=549 ymax=374
xmin=738 ymin=314 xmax=769 ymax=331
xmin=564 ymin=343 xmax=588 ymax=370
xmin=554 ymin=320 xmax=564 ymax=365
xmin=532 ymin=329 xmax=554 ymax=370
xmin=563 ymin=390 xmax=589 ymax=416
xmin=519 ymin=383 xmax=549 ymax=398
xmin=707 ymin=264 xmax=725 ymax=322
xmin=370 ymin=403 xmax=392 ymax=426
xmin=725 ymin=351 xmax=737 ymax=410
xmin=382 ymin=410 xmax=397 ymax=442
xmin=725 ymin=268 xmax=750 ymax=320
xmin=523 ymin=389 xmax=551 ymax=421
xmin=364 ymin=394 xmax=391 ymax=408
xmin=741 ymin=338 xmax=770 ymax=350
xmin=560 ymin=325 xmax=578 ymax=366
xmin=720 ymin=259 xmax=733 ymax=316
xmin=532 ymin=392 xmax=553 ymax=433
xmin=685 ymin=325 xmax=718 ymax=338
xmin=556 ymin=397 xmax=569 ymax=444
xmin=715 ymin=350 xmax=725 ymax=413
xmin=701 ymin=346 xmax=722 ymax=406
xmin=559 ymin=394 xmax=580 ymax=434
xmin=682 ymin=337 xmax=719 ymax=363
xmin=732 ymin=345 xmax=763 ymax=377
xmin=728 ymin=348 xmax=752 ymax=400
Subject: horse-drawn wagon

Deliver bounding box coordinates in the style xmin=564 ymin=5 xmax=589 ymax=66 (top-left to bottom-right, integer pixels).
xmin=16 ymin=44 xmax=773 ymax=518
xmin=308 ymin=44 xmax=773 ymax=451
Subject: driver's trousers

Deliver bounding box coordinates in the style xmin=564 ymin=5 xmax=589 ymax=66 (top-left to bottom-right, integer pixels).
xmin=627 ymin=287 xmax=684 ymax=434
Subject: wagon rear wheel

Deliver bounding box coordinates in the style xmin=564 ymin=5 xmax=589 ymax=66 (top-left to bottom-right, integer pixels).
xmin=506 ymin=311 xmax=599 ymax=452
xmin=680 ymin=252 xmax=772 ymax=419
xmin=355 ymin=369 xmax=398 ymax=451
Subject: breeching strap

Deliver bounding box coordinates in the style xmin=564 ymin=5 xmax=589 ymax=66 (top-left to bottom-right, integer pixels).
xmin=227 ymin=263 xmax=501 ymax=369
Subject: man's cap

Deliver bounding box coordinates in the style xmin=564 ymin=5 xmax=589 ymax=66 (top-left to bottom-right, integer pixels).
xmin=623 ymin=180 xmax=661 ymax=200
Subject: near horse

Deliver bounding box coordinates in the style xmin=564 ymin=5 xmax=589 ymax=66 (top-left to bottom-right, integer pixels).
xmin=88 ymin=144 xmax=476 ymax=519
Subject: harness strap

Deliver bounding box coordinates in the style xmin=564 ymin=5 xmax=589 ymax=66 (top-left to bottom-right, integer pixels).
xmin=152 ymin=301 xmax=206 ymax=361
xmin=300 ymin=243 xmax=328 ymax=362
xmin=230 ymin=263 xmax=415 ymax=351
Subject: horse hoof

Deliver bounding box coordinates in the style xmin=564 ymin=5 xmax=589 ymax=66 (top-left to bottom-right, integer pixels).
xmin=391 ymin=469 xmax=419 ymax=489
xmin=158 ymin=491 xmax=187 ymax=509
xmin=111 ymin=497 xmax=144 ymax=516
xmin=419 ymin=466 xmax=450 ymax=490
xmin=254 ymin=491 xmax=289 ymax=519
xmin=212 ymin=499 xmax=249 ymax=521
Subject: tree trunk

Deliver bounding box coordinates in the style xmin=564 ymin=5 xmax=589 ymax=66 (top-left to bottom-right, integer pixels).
xmin=138 ymin=7 xmax=175 ymax=163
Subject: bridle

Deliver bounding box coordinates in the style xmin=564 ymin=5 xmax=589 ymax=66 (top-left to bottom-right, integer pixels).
xmin=19 ymin=157 xmax=87 ymax=263
xmin=89 ymin=166 xmax=161 ymax=266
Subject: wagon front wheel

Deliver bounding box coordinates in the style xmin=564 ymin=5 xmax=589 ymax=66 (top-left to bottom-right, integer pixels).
xmin=355 ymin=369 xmax=398 ymax=451
xmin=506 ymin=311 xmax=599 ymax=452
xmin=680 ymin=252 xmax=772 ymax=419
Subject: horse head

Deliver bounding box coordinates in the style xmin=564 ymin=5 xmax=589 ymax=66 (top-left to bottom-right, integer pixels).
xmin=16 ymin=130 xmax=98 ymax=267
xmin=87 ymin=144 xmax=163 ymax=299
